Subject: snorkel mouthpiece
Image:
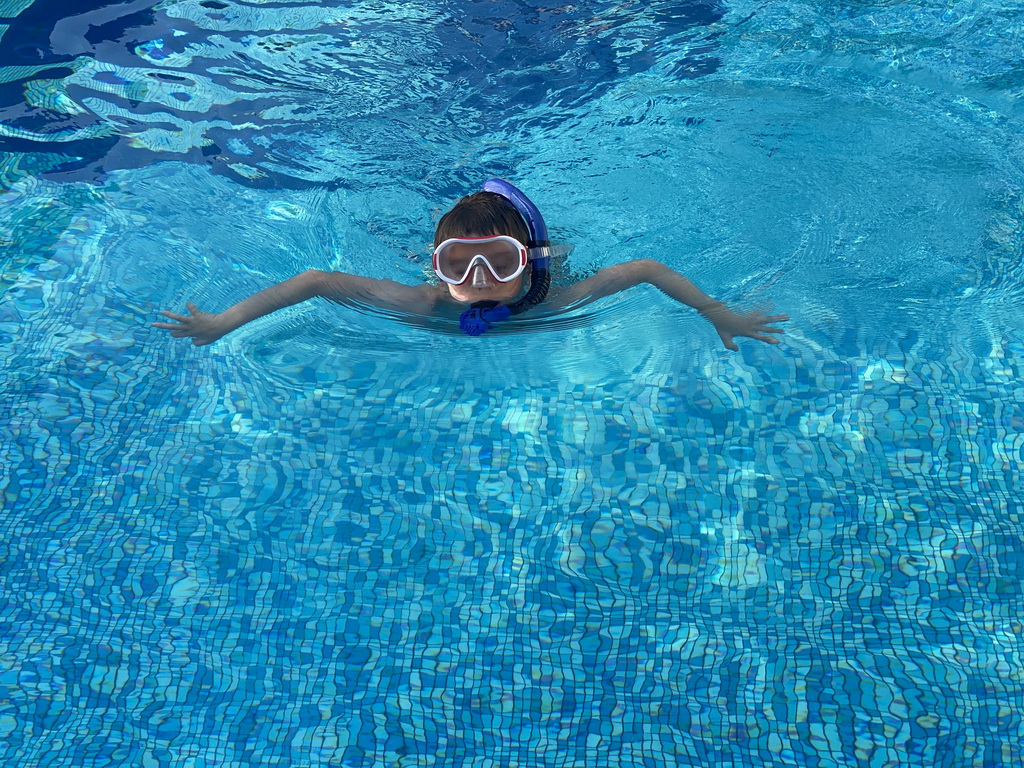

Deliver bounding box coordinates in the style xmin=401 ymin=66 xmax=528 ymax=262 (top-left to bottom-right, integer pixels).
xmin=458 ymin=178 xmax=553 ymax=336
xmin=460 ymin=302 xmax=512 ymax=336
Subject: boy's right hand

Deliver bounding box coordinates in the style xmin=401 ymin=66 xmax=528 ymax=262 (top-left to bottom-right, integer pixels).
xmin=153 ymin=302 xmax=228 ymax=346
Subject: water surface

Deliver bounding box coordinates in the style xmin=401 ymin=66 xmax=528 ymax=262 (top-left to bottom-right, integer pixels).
xmin=1 ymin=1 xmax=1023 ymax=766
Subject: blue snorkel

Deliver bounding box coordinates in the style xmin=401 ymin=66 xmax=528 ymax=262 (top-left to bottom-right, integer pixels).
xmin=458 ymin=178 xmax=553 ymax=336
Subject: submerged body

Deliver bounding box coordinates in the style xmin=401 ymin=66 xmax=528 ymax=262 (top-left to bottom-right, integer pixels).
xmin=156 ymin=259 xmax=786 ymax=349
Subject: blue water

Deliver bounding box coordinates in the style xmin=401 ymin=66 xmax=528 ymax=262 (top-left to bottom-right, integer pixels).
xmin=2 ymin=1 xmax=1023 ymax=766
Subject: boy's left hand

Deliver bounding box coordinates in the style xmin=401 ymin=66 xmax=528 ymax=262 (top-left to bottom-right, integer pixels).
xmin=704 ymin=306 xmax=789 ymax=351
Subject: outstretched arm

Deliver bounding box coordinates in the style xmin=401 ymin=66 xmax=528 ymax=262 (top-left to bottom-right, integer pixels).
xmin=154 ymin=270 xmax=435 ymax=346
xmin=551 ymin=259 xmax=788 ymax=350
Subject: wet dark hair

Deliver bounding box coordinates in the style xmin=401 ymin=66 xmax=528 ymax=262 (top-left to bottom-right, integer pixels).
xmin=434 ymin=191 xmax=530 ymax=247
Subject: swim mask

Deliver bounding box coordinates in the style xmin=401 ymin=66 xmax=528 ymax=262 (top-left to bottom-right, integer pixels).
xmin=432 ymin=236 xmax=528 ymax=286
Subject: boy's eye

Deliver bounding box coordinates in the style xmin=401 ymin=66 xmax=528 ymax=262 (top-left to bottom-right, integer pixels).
xmin=446 ymin=245 xmax=512 ymax=262
xmin=447 ymin=254 xmax=472 ymax=271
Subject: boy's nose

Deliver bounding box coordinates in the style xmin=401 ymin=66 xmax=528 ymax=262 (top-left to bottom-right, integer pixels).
xmin=471 ymin=264 xmax=491 ymax=288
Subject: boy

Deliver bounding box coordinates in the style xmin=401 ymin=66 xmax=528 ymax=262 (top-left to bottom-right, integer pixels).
xmin=154 ymin=181 xmax=787 ymax=348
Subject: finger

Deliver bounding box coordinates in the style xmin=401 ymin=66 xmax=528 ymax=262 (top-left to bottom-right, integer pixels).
xmin=717 ymin=330 xmax=739 ymax=351
xmin=152 ymin=322 xmax=180 ymax=329
xmin=764 ymin=315 xmax=790 ymax=322
xmin=160 ymin=311 xmax=189 ymax=322
xmin=754 ymin=334 xmax=779 ymax=344
xmin=186 ymin=302 xmax=199 ymax=314
xmin=761 ymin=326 xmax=785 ymax=334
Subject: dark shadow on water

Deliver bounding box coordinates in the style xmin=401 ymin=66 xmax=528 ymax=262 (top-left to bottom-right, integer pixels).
xmin=0 ymin=0 xmax=725 ymax=189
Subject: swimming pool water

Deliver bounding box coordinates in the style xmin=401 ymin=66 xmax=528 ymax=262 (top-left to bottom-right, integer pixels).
xmin=1 ymin=1 xmax=1023 ymax=766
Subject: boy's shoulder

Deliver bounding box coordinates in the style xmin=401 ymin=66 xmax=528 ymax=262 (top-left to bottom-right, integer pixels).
xmin=321 ymin=271 xmax=442 ymax=314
